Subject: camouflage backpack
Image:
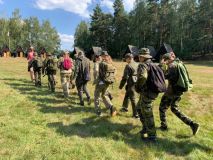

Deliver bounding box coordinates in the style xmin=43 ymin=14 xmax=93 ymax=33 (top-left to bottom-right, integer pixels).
xmin=103 ymin=62 xmax=116 ymax=84
xmin=34 ymin=57 xmax=43 ymax=70
xmin=47 ymin=58 xmax=57 ymax=71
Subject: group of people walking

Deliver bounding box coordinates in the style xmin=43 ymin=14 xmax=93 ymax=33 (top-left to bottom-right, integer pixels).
xmin=26 ymin=46 xmax=200 ymax=142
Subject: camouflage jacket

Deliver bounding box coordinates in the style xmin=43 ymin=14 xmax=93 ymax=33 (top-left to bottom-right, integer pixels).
xmin=98 ymin=61 xmax=116 ymax=83
xmin=43 ymin=57 xmax=58 ymax=75
xmin=31 ymin=56 xmax=43 ymax=71
xmin=164 ymin=58 xmax=182 ymax=95
xmin=136 ymin=59 xmax=158 ymax=99
xmin=119 ymin=60 xmax=138 ymax=89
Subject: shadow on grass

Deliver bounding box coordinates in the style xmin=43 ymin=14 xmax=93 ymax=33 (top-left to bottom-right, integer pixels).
xmin=2 ymin=78 xmax=213 ymax=156
xmin=47 ymin=115 xmax=212 ymax=156
xmin=1 ymin=77 xmax=93 ymax=115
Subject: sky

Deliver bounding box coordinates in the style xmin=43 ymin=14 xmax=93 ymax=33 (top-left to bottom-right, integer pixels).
xmin=0 ymin=0 xmax=135 ymax=50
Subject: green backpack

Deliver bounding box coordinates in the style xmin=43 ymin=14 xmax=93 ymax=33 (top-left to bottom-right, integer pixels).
xmin=103 ymin=63 xmax=116 ymax=84
xmin=175 ymin=60 xmax=193 ymax=92
xmin=47 ymin=58 xmax=57 ymax=71
xmin=34 ymin=57 xmax=43 ymax=69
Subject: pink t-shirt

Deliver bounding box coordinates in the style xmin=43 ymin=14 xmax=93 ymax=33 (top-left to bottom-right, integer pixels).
xmin=27 ymin=51 xmax=34 ymax=61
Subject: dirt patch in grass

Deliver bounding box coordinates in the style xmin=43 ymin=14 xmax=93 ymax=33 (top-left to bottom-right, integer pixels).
xmin=188 ymin=93 xmax=213 ymax=116
xmin=196 ymin=69 xmax=213 ymax=74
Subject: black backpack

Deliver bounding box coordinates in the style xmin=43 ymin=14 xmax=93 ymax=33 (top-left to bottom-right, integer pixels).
xmin=146 ymin=62 xmax=166 ymax=93
xmin=81 ymin=58 xmax=91 ymax=81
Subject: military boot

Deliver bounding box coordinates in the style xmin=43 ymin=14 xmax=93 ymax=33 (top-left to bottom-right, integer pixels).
xmin=139 ymin=127 xmax=147 ymax=135
xmin=87 ymin=97 xmax=91 ymax=105
xmin=190 ymin=122 xmax=200 ymax=135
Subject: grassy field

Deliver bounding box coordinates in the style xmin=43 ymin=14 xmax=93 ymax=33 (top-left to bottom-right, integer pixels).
xmin=0 ymin=58 xmax=212 ymax=160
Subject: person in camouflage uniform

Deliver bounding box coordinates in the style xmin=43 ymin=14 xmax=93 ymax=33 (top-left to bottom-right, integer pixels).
xmin=94 ymin=51 xmax=117 ymax=117
xmin=135 ymin=48 xmax=159 ymax=141
xmin=93 ymin=54 xmax=113 ymax=100
xmin=58 ymin=51 xmax=72 ymax=98
xmin=159 ymin=52 xmax=200 ymax=135
xmin=31 ymin=52 xmax=43 ymax=87
xmin=73 ymin=51 xmax=91 ymax=106
xmin=43 ymin=53 xmax=58 ymax=92
xmin=119 ymin=53 xmax=139 ymax=118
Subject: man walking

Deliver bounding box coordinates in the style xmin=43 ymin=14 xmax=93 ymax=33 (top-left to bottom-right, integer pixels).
xmin=159 ymin=52 xmax=200 ymax=135
xmin=136 ymin=48 xmax=165 ymax=141
xmin=119 ymin=53 xmax=139 ymax=118
xmin=58 ymin=51 xmax=73 ymax=98
xmin=32 ymin=52 xmax=43 ymax=87
xmin=94 ymin=51 xmax=117 ymax=117
xmin=74 ymin=52 xmax=91 ymax=106
xmin=43 ymin=53 xmax=58 ymax=92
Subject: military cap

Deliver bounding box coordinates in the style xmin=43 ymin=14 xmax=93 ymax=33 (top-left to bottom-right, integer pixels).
xmin=162 ymin=53 xmax=172 ymax=60
xmin=138 ymin=48 xmax=152 ymax=59
xmin=78 ymin=51 xmax=84 ymax=57
xmin=125 ymin=53 xmax=133 ymax=59
xmin=101 ymin=51 xmax=109 ymax=56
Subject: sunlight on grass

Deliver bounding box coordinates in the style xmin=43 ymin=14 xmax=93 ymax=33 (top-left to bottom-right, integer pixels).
xmin=0 ymin=58 xmax=212 ymax=159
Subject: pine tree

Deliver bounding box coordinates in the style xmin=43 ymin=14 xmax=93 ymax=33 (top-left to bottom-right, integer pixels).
xmin=113 ymin=0 xmax=129 ymax=57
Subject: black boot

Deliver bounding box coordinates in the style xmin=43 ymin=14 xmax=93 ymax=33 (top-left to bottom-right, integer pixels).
xmin=190 ymin=122 xmax=200 ymax=135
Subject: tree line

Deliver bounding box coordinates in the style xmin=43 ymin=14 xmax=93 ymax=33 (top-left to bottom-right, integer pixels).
xmin=74 ymin=0 xmax=213 ymax=58
xmin=0 ymin=9 xmax=60 ymax=55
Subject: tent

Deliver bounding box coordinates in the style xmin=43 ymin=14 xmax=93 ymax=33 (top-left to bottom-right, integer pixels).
xmin=86 ymin=46 xmax=102 ymax=60
xmin=147 ymin=46 xmax=157 ymax=59
xmin=73 ymin=47 xmax=84 ymax=55
xmin=124 ymin=45 xmax=139 ymax=62
xmin=155 ymin=43 xmax=173 ymax=62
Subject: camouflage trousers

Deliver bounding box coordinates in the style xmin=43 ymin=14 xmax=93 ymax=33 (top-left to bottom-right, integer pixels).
xmin=76 ymin=81 xmax=90 ymax=103
xmin=48 ymin=74 xmax=56 ymax=92
xmin=137 ymin=94 xmax=156 ymax=137
xmin=60 ymin=73 xmax=71 ymax=97
xmin=34 ymin=70 xmax=41 ymax=86
xmin=159 ymin=94 xmax=194 ymax=128
xmin=94 ymin=83 xmax=113 ymax=112
xmin=122 ymin=85 xmax=137 ymax=116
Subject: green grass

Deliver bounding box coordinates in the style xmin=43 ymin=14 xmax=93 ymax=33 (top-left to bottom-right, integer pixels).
xmin=0 ymin=58 xmax=212 ymax=160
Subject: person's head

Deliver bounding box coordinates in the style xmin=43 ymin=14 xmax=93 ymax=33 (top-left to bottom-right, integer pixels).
xmin=124 ymin=53 xmax=134 ymax=63
xmin=63 ymin=50 xmax=70 ymax=58
xmin=138 ymin=48 xmax=152 ymax=62
xmin=46 ymin=53 xmax=52 ymax=59
xmin=78 ymin=51 xmax=84 ymax=58
xmin=94 ymin=54 xmax=102 ymax=62
xmin=29 ymin=46 xmax=34 ymax=52
xmin=101 ymin=51 xmax=109 ymax=61
xmin=161 ymin=52 xmax=176 ymax=65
